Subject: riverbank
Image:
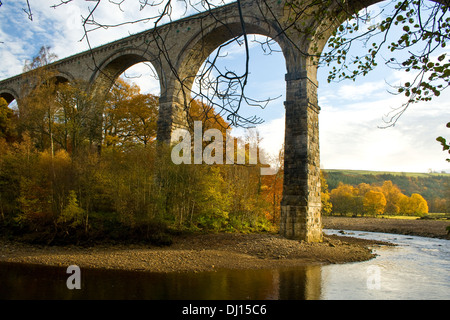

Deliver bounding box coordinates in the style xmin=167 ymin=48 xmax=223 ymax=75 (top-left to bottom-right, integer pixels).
xmin=0 ymin=232 xmax=389 ymax=273
xmin=323 ymin=216 xmax=450 ymax=239
xmin=3 ymin=216 xmax=446 ymax=274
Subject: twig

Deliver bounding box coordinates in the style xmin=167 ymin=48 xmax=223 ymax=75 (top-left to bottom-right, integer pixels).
xmin=23 ymin=0 xmax=33 ymax=21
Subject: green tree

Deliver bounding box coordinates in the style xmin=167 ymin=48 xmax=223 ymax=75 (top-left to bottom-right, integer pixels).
xmin=1 ymin=133 xmax=39 ymax=224
xmin=196 ymin=166 xmax=232 ymax=230
xmin=330 ymin=182 xmax=358 ymax=215
xmin=19 ymin=50 xmax=62 ymax=153
xmin=57 ymin=190 xmax=85 ymax=228
xmin=53 ymin=80 xmax=103 ymax=155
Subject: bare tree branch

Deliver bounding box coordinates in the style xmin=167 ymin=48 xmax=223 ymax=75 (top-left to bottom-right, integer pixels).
xmin=19 ymin=0 xmax=450 ymax=130
xmin=50 ymin=0 xmax=73 ymax=9
xmin=23 ymin=0 xmax=33 ymax=20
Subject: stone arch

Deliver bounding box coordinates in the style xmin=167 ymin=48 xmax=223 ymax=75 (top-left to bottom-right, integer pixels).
xmin=158 ymin=14 xmax=294 ymax=141
xmin=175 ymin=16 xmax=291 ymax=95
xmin=0 ymin=88 xmax=19 ymax=105
xmin=52 ymin=70 xmax=74 ymax=84
xmin=21 ymin=71 xmax=73 ymax=100
xmin=285 ymin=0 xmax=446 ymax=242
xmin=157 ymin=15 xmax=291 ymax=142
xmin=167 ymin=13 xmax=326 ymax=242
xmin=87 ymin=48 xmax=164 ymax=146
xmin=90 ymin=48 xmax=163 ymax=97
xmin=276 ymin=0 xmax=388 ymax=242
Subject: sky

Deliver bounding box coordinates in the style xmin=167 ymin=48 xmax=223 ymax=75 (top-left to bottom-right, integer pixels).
xmin=0 ymin=0 xmax=449 ymax=173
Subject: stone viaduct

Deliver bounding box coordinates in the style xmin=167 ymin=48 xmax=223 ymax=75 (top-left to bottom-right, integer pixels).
xmin=0 ymin=0 xmax=378 ymax=242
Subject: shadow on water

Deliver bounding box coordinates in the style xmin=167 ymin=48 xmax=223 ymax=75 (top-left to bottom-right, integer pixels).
xmin=0 ymin=262 xmax=322 ymax=300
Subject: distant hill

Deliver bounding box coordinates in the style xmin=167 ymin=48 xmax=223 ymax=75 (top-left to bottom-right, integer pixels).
xmin=323 ymin=169 xmax=450 ymax=201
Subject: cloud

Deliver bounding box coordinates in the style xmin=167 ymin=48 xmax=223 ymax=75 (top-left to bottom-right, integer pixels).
xmin=0 ymin=0 xmax=208 ymax=79
xmin=1 ymin=0 xmax=448 ymax=174
xmin=256 ymin=116 xmax=285 ymax=158
xmin=238 ymin=85 xmax=450 ymax=174
xmin=0 ymin=1 xmax=86 ymax=78
xmin=319 ymin=79 xmax=450 ymax=172
xmin=336 ymin=81 xmax=387 ymax=101
xmin=0 ymin=3 xmax=39 ymax=77
xmin=122 ymin=62 xmax=161 ymax=95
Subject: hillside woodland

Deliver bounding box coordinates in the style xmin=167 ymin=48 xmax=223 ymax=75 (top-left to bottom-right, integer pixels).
xmin=323 ymin=170 xmax=449 ymax=215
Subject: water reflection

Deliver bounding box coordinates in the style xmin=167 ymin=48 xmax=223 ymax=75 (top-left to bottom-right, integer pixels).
xmin=1 ymin=231 xmax=448 ymax=300
xmin=277 ymin=266 xmax=322 ymax=300
xmin=0 ymin=263 xmax=322 ymax=300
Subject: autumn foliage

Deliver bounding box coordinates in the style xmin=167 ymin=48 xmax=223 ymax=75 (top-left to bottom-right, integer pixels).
xmin=0 ymin=48 xmax=440 ymax=244
xmin=328 ymin=180 xmax=429 ymax=217
xmin=0 ymin=73 xmax=282 ymax=244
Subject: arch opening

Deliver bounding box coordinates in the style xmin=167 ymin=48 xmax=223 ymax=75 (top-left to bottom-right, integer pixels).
xmin=178 ymin=30 xmax=288 ymax=225
xmin=0 ymin=91 xmax=19 ymax=143
xmin=191 ymin=34 xmax=286 ymax=127
xmin=187 ymin=31 xmax=287 ymax=160
xmin=175 ymin=17 xmax=289 ymax=134
xmin=0 ymin=93 xmax=18 ymax=129
xmin=94 ymin=55 xmax=162 ymax=149
xmin=91 ymin=52 xmax=162 ymax=97
xmin=0 ymin=92 xmax=17 ymax=106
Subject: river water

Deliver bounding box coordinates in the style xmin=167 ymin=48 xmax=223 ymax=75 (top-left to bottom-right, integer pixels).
xmin=321 ymin=230 xmax=449 ymax=299
xmin=0 ymin=230 xmax=448 ymax=300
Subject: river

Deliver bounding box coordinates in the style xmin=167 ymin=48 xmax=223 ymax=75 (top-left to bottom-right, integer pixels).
xmin=0 ymin=230 xmax=448 ymax=300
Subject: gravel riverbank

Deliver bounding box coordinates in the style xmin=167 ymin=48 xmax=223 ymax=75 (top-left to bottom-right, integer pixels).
xmin=323 ymin=216 xmax=450 ymax=239
xmin=2 ymin=216 xmax=446 ymax=273
xmin=0 ymin=232 xmax=387 ymax=273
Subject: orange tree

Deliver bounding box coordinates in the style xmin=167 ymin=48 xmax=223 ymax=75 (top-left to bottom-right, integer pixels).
xmin=363 ymin=190 xmax=387 ymax=216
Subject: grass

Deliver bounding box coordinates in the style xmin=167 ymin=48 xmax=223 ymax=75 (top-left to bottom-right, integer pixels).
xmin=323 ymin=169 xmax=448 ymax=177
xmin=374 ymin=213 xmax=449 ymax=221
xmin=378 ymin=215 xmax=420 ymax=220
xmin=325 ymin=213 xmax=449 ymax=220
